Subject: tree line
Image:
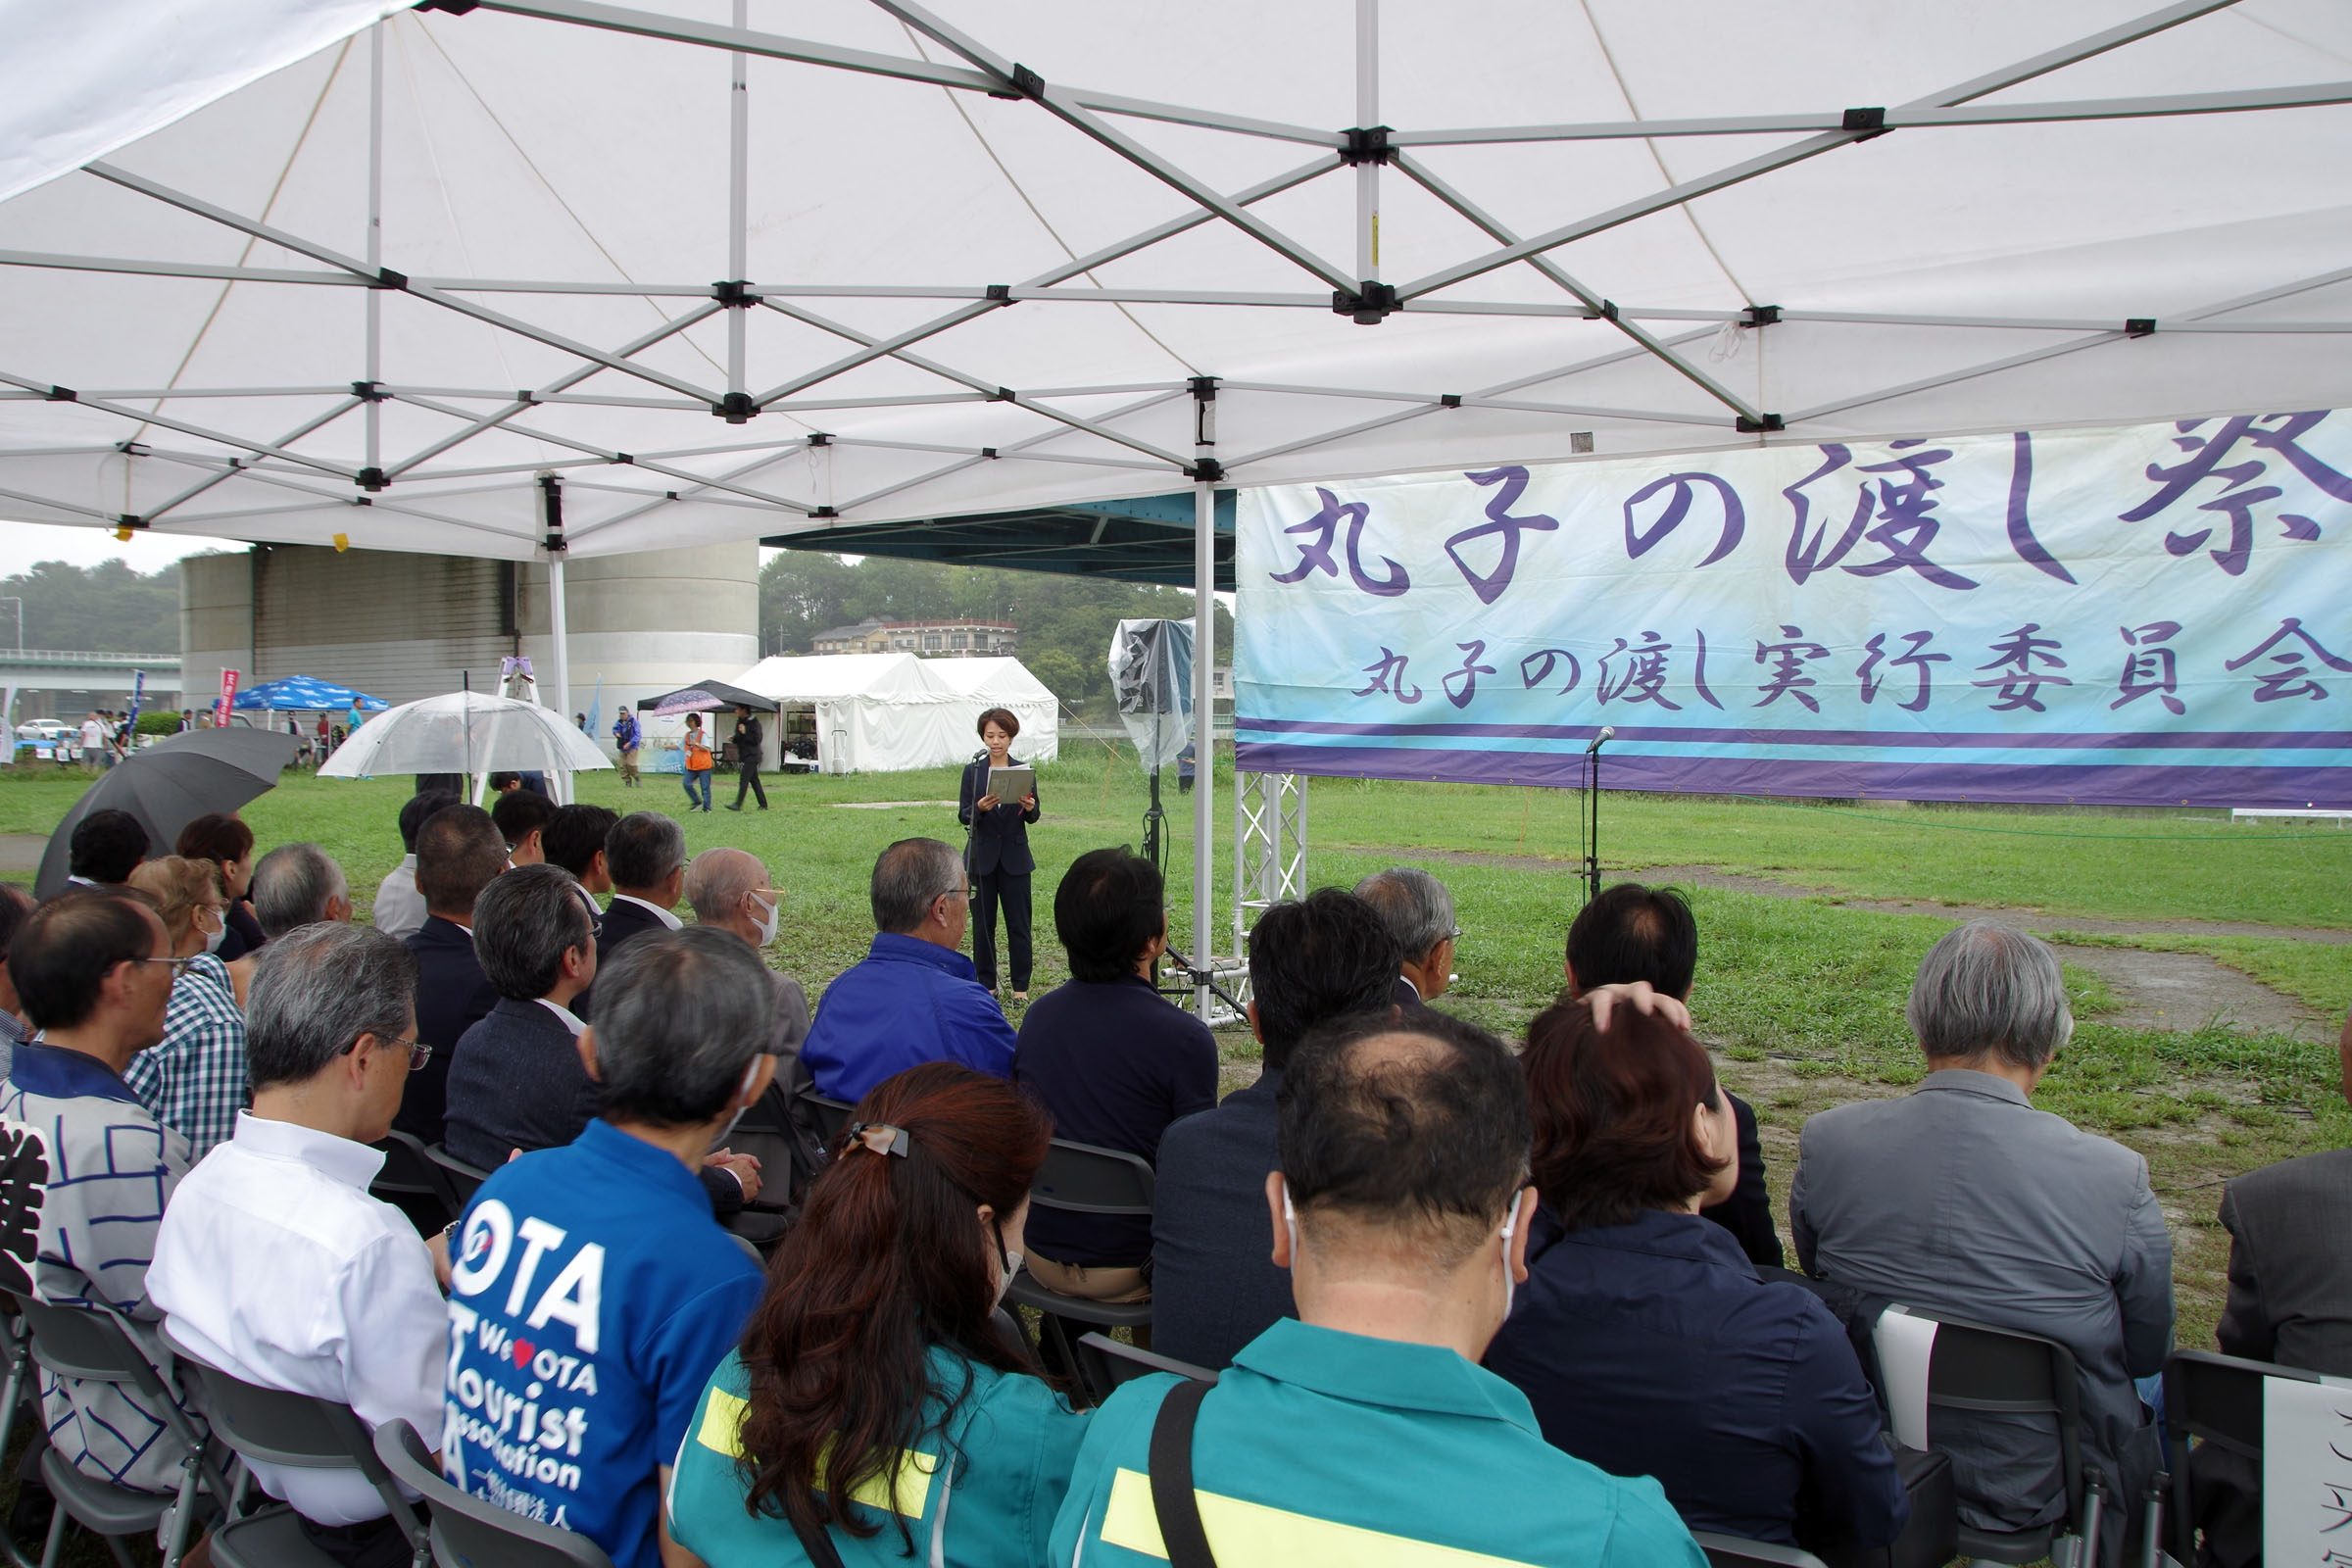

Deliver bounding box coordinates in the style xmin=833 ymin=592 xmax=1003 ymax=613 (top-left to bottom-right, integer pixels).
xmin=0 ymin=559 xmax=184 ymax=654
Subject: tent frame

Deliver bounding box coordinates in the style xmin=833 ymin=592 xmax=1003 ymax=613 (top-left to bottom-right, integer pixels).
xmin=6 ymin=0 xmax=2351 ymax=977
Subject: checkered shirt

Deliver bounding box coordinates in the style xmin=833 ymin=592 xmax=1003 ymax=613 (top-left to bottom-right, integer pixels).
xmin=122 ymin=954 xmax=249 ymax=1157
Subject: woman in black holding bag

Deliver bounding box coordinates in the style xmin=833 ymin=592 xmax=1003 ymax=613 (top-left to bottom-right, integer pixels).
xmin=956 ymin=708 xmax=1040 ymax=1000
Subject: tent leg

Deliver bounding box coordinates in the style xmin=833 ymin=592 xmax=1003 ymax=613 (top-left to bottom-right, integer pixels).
xmin=1190 ymin=380 xmax=1218 ymax=1019
xmin=543 ymin=479 xmax=572 ymax=737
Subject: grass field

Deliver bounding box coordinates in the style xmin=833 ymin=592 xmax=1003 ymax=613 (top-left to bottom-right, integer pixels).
xmin=5 ymin=753 xmax=2349 ymax=1367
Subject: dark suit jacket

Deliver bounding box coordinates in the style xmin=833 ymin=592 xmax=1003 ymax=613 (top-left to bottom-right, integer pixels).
xmin=572 ymin=895 xmax=672 ymax=1022
xmin=1707 ymin=1094 xmax=1786 ymax=1269
xmin=958 ymin=756 xmax=1039 ymax=876
xmin=1150 ymin=1067 xmax=1294 ymax=1370
xmin=442 ymin=996 xmax=743 ymax=1216
xmin=2217 ymin=1146 xmax=2352 ymax=1374
xmin=443 ymin=998 xmax=603 ymax=1171
xmin=1487 ymin=1206 xmax=1907 ymax=1550
xmin=397 ymin=916 xmax=498 ymax=1144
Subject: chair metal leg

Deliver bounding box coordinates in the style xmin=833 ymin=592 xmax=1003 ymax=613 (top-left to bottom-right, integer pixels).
xmin=2138 ymin=1475 xmax=2166 ymax=1568
xmin=159 ymin=1460 xmax=198 ymax=1568
xmin=34 ymin=1501 xmax=64 ymax=1568
xmin=101 ymin=1537 xmax=134 ymax=1568
xmin=2079 ymin=1474 xmax=2106 ymax=1568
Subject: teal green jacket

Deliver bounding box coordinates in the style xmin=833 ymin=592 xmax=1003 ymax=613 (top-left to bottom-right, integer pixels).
xmin=1048 ymin=1318 xmax=1706 ymax=1568
xmin=666 ymin=1347 xmax=1090 ymax=1568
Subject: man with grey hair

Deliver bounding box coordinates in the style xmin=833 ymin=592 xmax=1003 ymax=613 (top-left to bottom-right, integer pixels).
xmin=799 ymin=836 xmax=1016 ymax=1100
xmin=150 ymin=923 xmax=445 ymax=1566
xmin=1353 ymin=865 xmax=1457 ymax=1005
xmin=249 ymin=842 xmax=352 ymax=939
xmin=682 ymin=847 xmax=810 ymax=1054
xmin=1790 ymin=919 xmax=2171 ymax=1562
xmin=441 ymin=929 xmax=769 ymax=1568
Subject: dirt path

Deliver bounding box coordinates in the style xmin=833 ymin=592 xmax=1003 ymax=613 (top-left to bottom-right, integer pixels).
xmin=1358 ymin=845 xmax=2344 ymax=1043
xmin=0 ymin=834 xmax=40 ymax=874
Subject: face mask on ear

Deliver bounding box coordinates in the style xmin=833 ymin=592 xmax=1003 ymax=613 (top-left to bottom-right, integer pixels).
xmin=707 ymin=1057 xmax=767 ymax=1152
xmin=1281 ymin=1185 xmax=1301 ymax=1273
xmin=995 ymin=1229 xmax=1023 ymax=1308
xmin=1497 ymin=1191 xmax=1526 ymax=1321
xmin=749 ymin=893 xmax=779 ymax=948
xmin=202 ymin=920 xmax=227 ymax=955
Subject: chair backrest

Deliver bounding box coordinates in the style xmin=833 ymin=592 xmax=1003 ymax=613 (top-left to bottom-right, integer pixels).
xmin=375 ymin=1417 xmax=617 ymax=1568
xmin=14 ymin=1294 xmax=170 ymax=1400
xmin=1031 ymin=1138 xmax=1154 ymax=1216
xmin=798 ymin=1090 xmax=852 ymax=1144
xmin=1878 ymin=1307 xmax=2084 ymax=1527
xmin=2163 ymin=1348 xmax=2328 ymax=1562
xmin=371 ymin=1130 xmax=463 ymax=1226
xmin=1689 ymin=1531 xmax=1832 ymax=1568
xmin=1075 ymin=1331 xmax=1215 ymax=1393
xmin=427 ymin=1144 xmax=490 ymax=1205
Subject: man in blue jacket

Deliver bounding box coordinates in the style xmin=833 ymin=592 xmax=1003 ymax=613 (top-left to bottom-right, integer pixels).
xmin=799 ymin=838 xmax=1016 ymax=1101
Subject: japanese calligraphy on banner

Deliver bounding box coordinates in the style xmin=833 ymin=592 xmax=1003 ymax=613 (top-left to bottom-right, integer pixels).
xmin=2263 ymin=1373 xmax=2352 ymax=1564
xmin=1232 ymin=412 xmax=2352 ymax=807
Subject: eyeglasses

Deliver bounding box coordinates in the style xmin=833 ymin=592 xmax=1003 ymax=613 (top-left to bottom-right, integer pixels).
xmin=345 ymin=1035 xmax=432 ymax=1071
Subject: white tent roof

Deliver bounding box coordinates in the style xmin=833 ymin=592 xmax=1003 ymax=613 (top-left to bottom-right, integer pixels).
xmin=3 ymin=0 xmax=2350 ymax=561
xmin=923 ymin=657 xmax=1054 ymax=704
xmin=729 ymin=651 xmax=953 ymax=704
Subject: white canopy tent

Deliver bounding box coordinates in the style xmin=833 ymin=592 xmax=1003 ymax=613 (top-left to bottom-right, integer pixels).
xmin=5 ymin=0 xmax=2351 ymax=985
xmin=728 ymin=652 xmax=967 ymax=773
xmin=923 ymin=658 xmax=1061 ymax=763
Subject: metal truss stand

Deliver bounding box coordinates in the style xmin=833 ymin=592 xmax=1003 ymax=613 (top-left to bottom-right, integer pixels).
xmin=1219 ymin=769 xmax=1308 ymax=1021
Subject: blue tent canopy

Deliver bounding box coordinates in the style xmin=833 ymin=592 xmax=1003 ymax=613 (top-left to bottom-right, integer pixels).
xmin=233 ymin=676 xmax=389 ymax=712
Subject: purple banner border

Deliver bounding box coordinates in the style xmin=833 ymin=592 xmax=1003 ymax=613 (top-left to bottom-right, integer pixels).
xmin=1231 ymin=739 xmax=2352 ymax=809
xmin=1236 ymin=714 xmax=2352 ymax=755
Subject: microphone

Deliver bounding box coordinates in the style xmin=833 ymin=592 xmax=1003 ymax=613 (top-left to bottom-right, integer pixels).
xmin=1586 ymin=725 xmax=1615 ymax=755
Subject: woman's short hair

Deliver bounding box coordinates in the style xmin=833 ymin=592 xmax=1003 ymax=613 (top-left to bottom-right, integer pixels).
xmin=126 ymin=857 xmax=223 ymax=945
xmin=975 ymin=707 xmax=1018 ymax=740
xmin=1520 ymin=1000 xmax=1726 ymax=1231
xmin=736 ymin=1062 xmax=1051 ymax=1546
xmin=174 ymin=812 xmax=255 ymax=867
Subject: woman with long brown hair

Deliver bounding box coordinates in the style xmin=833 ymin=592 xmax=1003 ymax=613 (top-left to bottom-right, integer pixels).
xmin=664 ymin=1062 xmax=1087 ymax=1566
xmin=1484 ymin=1002 xmax=1906 ymax=1554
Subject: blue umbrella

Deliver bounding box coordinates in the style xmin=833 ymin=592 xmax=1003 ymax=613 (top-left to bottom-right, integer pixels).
xmin=233 ymin=676 xmax=390 ymax=712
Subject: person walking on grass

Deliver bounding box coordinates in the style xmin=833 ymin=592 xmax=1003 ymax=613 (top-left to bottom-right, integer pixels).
xmin=612 ymin=707 xmax=642 ymax=787
xmin=727 ymin=704 xmax=767 ymax=811
xmin=682 ymin=712 xmax=714 ymax=812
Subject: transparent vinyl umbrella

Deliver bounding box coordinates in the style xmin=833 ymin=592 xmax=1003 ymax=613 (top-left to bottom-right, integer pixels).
xmin=318 ymin=691 xmax=609 ymax=801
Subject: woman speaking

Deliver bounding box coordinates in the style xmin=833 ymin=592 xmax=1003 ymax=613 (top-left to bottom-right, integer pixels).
xmin=956 ymin=708 xmax=1039 ymax=1001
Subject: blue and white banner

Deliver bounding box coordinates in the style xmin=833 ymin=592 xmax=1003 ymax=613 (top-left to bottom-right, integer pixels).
xmin=1234 ymin=412 xmax=2352 ymax=807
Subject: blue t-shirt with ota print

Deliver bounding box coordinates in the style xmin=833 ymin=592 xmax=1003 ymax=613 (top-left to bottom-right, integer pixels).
xmin=442 ymin=1119 xmax=762 ymax=1568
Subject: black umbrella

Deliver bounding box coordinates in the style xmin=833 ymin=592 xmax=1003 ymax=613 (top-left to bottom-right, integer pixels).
xmin=636 ymin=679 xmax=776 ymax=714
xmin=35 ymin=728 xmax=303 ymax=898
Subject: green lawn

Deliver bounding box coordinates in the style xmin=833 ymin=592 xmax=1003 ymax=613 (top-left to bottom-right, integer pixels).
xmin=5 ymin=753 xmax=2348 ymax=1355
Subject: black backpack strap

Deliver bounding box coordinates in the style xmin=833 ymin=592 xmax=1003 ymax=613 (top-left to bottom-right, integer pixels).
xmin=788 ymin=1509 xmax=850 ymax=1568
xmin=1148 ymin=1379 xmax=1218 ymax=1568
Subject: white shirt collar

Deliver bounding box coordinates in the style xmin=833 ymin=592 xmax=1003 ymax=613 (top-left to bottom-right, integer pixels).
xmin=227 ymin=1110 xmax=385 ymax=1192
xmin=611 ymin=893 xmax=684 ymax=930
xmin=535 ymin=998 xmax=588 ymax=1037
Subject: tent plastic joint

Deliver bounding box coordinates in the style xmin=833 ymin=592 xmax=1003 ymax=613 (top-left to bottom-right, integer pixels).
xmin=1332 ymin=281 xmax=1399 ymax=323
xmin=373 ymin=267 xmax=408 ymax=290
xmin=1009 ymin=64 xmax=1046 ymax=101
xmin=713 ymin=391 xmax=758 ymax=422
xmin=2126 ymin=318 xmax=2157 ymax=337
xmin=991 ymin=386 xmax=1017 ymax=402
xmin=810 ymin=505 xmax=838 ymax=518
xmin=1188 ymin=458 xmax=1227 ymax=483
xmin=43 ymin=385 xmax=74 ymax=402
xmin=351 ymin=379 xmax=386 ymax=402
xmin=1189 ymin=374 xmax=1219 ymax=402
xmin=1341 ymin=125 xmax=1394 ymax=166
xmin=614 ymin=452 xmax=633 ymax=464
xmin=1841 ymin=106 xmax=1889 ymax=138
xmin=1743 ymin=305 xmax=1782 ymax=327
xmin=985 ymin=283 xmax=1011 ymax=302
xmin=356 ymin=466 xmax=387 ymax=491
xmin=807 ymin=432 xmax=832 ymax=447
xmin=711 ymin=278 xmax=754 ymax=307
xmin=1736 ymin=413 xmax=1787 ymax=433
xmin=980 ymin=446 xmax=998 ymax=458
xmin=1441 ymin=393 xmax=1462 ymax=408
xmin=412 ymin=0 xmax=479 ymax=13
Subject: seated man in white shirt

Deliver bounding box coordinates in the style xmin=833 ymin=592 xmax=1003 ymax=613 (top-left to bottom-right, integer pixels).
xmin=370 ymin=790 xmax=454 ymax=941
xmin=149 ymin=923 xmax=445 ymax=1568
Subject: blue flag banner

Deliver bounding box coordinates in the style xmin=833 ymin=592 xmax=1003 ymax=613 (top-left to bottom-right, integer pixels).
xmin=1234 ymin=412 xmax=2352 ymax=808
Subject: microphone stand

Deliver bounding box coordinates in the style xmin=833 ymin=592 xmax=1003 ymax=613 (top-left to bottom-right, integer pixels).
xmin=1158 ymin=942 xmax=1250 ymax=1018
xmin=1583 ymin=730 xmax=1609 ymax=905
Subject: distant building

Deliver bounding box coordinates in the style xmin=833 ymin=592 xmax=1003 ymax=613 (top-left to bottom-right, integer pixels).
xmin=810 ymin=615 xmax=1017 ymax=658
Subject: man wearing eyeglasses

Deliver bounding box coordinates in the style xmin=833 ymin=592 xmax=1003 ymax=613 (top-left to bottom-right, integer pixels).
xmin=0 ymin=890 xmax=197 ymax=1497
xmin=151 ymin=923 xmax=447 ymax=1568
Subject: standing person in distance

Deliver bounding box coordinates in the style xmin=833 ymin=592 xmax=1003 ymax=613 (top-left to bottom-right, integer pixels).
xmin=956 ymin=709 xmax=1040 ymax=1002
xmin=612 ymin=706 xmax=642 ymax=788
xmin=681 ymin=712 xmax=715 ymax=813
xmin=726 ymin=704 xmax=767 ymax=811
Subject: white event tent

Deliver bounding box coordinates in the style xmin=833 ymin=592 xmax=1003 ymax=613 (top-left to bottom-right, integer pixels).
xmin=924 ymin=658 xmax=1061 ymax=763
xmin=4 ymin=0 xmax=2351 ymax=971
xmin=729 ymin=652 xmax=967 ymax=774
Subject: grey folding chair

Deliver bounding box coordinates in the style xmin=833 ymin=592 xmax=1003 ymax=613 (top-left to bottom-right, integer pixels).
xmin=424 ymin=1145 xmax=490 ymax=1208
xmin=796 ymin=1089 xmax=853 ymax=1144
xmin=370 ymin=1131 xmax=466 ymax=1235
xmin=1690 ymin=1533 xmax=1833 ymax=1568
xmin=10 ymin=1296 xmax=228 ymax=1568
xmin=1002 ymin=1137 xmax=1157 ymax=1401
xmin=2164 ymin=1348 xmax=2316 ymax=1565
xmin=1881 ymin=1307 xmax=2103 ymax=1567
xmin=374 ymin=1417 xmax=616 ymax=1568
xmin=1074 ymin=1332 xmax=1215 ymax=1397
xmin=161 ymin=1325 xmax=426 ymax=1568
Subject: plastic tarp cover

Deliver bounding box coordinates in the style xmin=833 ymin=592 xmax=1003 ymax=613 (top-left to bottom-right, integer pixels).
xmin=2 ymin=2 xmax=2350 ymax=561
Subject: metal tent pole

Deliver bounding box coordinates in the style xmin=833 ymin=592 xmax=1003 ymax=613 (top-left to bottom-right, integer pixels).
xmin=1190 ymin=377 xmax=1218 ymax=1018
xmin=365 ymin=24 xmax=384 ymax=483
xmin=1354 ymin=0 xmax=1379 ymax=289
xmin=540 ymin=474 xmax=571 ymax=802
xmin=726 ymin=0 xmax=749 ymax=401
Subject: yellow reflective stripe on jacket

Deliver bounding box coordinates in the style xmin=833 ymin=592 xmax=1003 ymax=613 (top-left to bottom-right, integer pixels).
xmin=694 ymin=1387 xmax=940 ymax=1518
xmin=1099 ymin=1467 xmax=1544 ymax=1568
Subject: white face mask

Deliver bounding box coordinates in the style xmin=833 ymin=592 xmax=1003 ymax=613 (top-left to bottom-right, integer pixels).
xmin=749 ymin=893 xmax=779 ymax=948
xmin=1497 ymin=1192 xmax=1525 ymax=1322
xmin=707 ymin=1057 xmax=767 ymax=1152
xmin=202 ymin=919 xmax=227 ymax=955
xmin=995 ymin=1236 xmax=1023 ymax=1308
